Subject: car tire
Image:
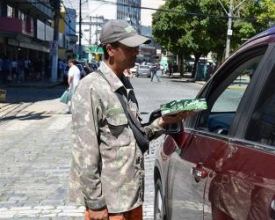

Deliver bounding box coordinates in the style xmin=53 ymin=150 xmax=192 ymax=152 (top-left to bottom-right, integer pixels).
xmin=136 ymin=73 xmax=139 ymax=77
xmin=154 ymin=178 xmax=166 ymax=220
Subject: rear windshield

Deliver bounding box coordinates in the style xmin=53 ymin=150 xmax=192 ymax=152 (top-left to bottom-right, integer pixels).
xmin=140 ymin=65 xmax=150 ymax=69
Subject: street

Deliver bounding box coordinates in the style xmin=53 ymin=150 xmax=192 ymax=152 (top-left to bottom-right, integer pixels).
xmin=0 ymin=74 xmax=202 ymax=219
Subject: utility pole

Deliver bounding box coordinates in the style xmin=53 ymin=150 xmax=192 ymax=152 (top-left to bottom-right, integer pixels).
xmin=89 ymin=16 xmax=92 ymax=45
xmin=95 ymin=15 xmax=98 ymax=45
xmin=79 ymin=0 xmax=82 ymax=60
xmin=50 ymin=0 xmax=60 ymax=82
xmin=219 ymin=0 xmax=247 ymax=59
xmin=225 ymin=0 xmax=233 ymax=59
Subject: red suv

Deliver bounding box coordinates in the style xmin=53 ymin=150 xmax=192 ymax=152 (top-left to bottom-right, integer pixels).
xmin=154 ymin=25 xmax=275 ymax=220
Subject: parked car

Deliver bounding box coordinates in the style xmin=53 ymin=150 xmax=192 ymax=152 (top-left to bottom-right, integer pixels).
xmin=154 ymin=25 xmax=275 ymax=220
xmin=146 ymin=62 xmax=154 ymax=69
xmin=136 ymin=64 xmax=151 ymax=78
xmin=130 ymin=62 xmax=140 ymax=75
xmin=88 ymin=61 xmax=99 ymax=71
xmin=63 ymin=62 xmax=85 ymax=85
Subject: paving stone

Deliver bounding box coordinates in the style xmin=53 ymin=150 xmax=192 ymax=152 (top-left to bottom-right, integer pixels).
xmin=0 ymin=78 xmax=201 ymax=218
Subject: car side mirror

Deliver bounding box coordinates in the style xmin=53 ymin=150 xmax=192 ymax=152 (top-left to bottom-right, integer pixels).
xmin=147 ymin=109 xmax=183 ymax=134
xmin=164 ymin=122 xmax=183 ymax=134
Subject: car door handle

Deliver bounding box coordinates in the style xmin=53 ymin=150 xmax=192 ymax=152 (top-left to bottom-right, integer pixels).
xmin=191 ymin=163 xmax=208 ymax=182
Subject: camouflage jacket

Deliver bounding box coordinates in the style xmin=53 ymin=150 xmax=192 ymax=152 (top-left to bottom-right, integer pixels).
xmin=69 ymin=61 xmax=164 ymax=213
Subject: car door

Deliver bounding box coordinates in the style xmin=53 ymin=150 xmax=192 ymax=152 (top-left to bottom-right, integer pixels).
xmin=205 ymin=42 xmax=275 ymax=219
xmin=175 ymin=43 xmax=275 ymax=220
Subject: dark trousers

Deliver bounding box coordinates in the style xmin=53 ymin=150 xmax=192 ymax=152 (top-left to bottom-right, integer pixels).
xmin=151 ymin=71 xmax=160 ymax=82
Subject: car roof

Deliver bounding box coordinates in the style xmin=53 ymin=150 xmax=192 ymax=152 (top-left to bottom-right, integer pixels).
xmin=250 ymin=24 xmax=275 ymax=40
xmin=242 ymin=24 xmax=275 ymax=47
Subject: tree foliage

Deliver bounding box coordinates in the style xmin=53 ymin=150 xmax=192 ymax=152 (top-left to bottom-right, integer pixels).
xmin=152 ymin=0 xmax=275 ymax=77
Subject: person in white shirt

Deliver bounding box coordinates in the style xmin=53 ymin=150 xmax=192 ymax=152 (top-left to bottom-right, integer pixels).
xmin=67 ymin=59 xmax=81 ymax=97
xmin=66 ymin=59 xmax=81 ymax=113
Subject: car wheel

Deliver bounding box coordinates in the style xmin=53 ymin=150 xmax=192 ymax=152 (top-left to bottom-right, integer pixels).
xmin=136 ymin=73 xmax=139 ymax=77
xmin=154 ymin=178 xmax=166 ymax=220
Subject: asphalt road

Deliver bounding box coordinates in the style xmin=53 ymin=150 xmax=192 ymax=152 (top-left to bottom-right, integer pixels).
xmin=0 ymin=74 xmax=202 ymax=219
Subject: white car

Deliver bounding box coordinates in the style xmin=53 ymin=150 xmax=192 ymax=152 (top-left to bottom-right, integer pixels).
xmin=130 ymin=63 xmax=140 ymax=75
xmin=136 ymin=64 xmax=151 ymax=78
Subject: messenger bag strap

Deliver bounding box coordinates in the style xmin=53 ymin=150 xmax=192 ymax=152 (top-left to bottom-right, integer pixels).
xmin=115 ymin=89 xmax=145 ymax=132
xmin=95 ymin=70 xmax=148 ymax=153
xmin=94 ymin=70 xmax=144 ymax=129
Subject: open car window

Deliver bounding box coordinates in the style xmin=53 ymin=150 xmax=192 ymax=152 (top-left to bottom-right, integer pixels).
xmin=245 ymin=63 xmax=275 ymax=148
xmin=196 ymin=47 xmax=267 ymax=135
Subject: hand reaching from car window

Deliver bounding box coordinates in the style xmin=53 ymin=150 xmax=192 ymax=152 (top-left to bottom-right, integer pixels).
xmin=158 ymin=111 xmax=196 ymax=128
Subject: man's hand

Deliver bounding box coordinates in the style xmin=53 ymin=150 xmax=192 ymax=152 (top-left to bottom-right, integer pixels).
xmin=158 ymin=110 xmax=196 ymax=128
xmin=85 ymin=207 xmax=109 ymax=220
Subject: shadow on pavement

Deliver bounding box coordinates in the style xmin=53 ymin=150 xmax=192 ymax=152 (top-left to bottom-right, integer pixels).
xmin=0 ymin=83 xmax=67 ymax=104
xmin=1 ymin=111 xmax=51 ymax=121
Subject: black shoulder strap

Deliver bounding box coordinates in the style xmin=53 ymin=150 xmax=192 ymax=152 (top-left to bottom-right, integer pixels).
xmin=94 ymin=70 xmax=143 ymax=129
xmin=115 ymin=90 xmax=145 ymax=131
xmin=95 ymin=70 xmax=149 ymax=153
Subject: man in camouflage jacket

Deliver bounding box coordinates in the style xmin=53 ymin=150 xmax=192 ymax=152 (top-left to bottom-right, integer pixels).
xmin=69 ymin=20 xmax=193 ymax=220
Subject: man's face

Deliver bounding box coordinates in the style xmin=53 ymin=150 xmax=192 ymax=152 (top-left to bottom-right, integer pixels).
xmin=114 ymin=43 xmax=139 ymax=69
xmin=68 ymin=61 xmax=73 ymax=68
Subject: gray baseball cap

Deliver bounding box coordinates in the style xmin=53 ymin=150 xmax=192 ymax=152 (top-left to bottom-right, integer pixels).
xmin=99 ymin=20 xmax=151 ymax=47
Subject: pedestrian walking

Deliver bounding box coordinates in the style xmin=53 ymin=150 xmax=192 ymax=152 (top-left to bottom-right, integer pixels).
xmin=3 ymin=56 xmax=11 ymax=83
xmin=24 ymin=57 xmax=31 ymax=81
xmin=151 ymin=62 xmax=161 ymax=82
xmin=17 ymin=58 xmax=24 ymax=82
xmin=67 ymin=59 xmax=81 ymax=96
xmin=58 ymin=58 xmax=63 ymax=81
xmin=168 ymin=61 xmax=173 ymax=76
xmin=67 ymin=59 xmax=80 ymax=113
xmin=69 ymin=19 xmax=194 ymax=220
xmin=11 ymin=57 xmax=18 ymax=83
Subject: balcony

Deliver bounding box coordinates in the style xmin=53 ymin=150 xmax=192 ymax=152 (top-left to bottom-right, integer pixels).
xmin=8 ymin=0 xmax=53 ymax=20
xmin=0 ymin=17 xmax=34 ymax=37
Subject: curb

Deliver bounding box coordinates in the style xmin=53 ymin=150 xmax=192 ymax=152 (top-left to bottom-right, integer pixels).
xmin=2 ymin=82 xmax=63 ymax=89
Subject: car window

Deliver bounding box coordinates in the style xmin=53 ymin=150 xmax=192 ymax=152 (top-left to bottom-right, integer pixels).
xmin=211 ymin=56 xmax=261 ymax=112
xmin=197 ymin=49 xmax=266 ymax=135
xmin=245 ymin=63 xmax=275 ymax=147
xmin=140 ymin=65 xmax=149 ymax=69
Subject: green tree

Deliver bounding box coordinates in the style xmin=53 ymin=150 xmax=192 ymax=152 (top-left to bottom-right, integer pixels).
xmin=152 ymin=0 xmax=275 ymax=78
xmin=152 ymin=0 xmax=228 ymax=77
xmin=232 ymin=0 xmax=275 ymax=47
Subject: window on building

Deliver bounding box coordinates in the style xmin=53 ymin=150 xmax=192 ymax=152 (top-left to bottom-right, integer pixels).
xmin=18 ymin=10 xmax=26 ymax=20
xmin=7 ymin=5 xmax=15 ymax=18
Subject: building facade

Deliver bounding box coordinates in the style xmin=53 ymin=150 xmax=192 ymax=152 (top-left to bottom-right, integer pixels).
xmin=62 ymin=0 xmax=156 ymax=62
xmin=0 ymin=0 xmax=68 ymax=64
xmin=59 ymin=6 xmax=78 ymax=60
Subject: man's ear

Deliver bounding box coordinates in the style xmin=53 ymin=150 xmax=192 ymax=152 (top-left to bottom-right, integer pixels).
xmin=106 ymin=44 xmax=115 ymax=57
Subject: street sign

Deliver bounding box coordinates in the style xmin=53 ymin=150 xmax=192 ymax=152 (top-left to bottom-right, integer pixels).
xmin=50 ymin=41 xmax=58 ymax=55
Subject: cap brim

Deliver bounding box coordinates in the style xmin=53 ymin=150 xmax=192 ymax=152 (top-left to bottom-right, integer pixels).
xmin=119 ymin=35 xmax=151 ymax=47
